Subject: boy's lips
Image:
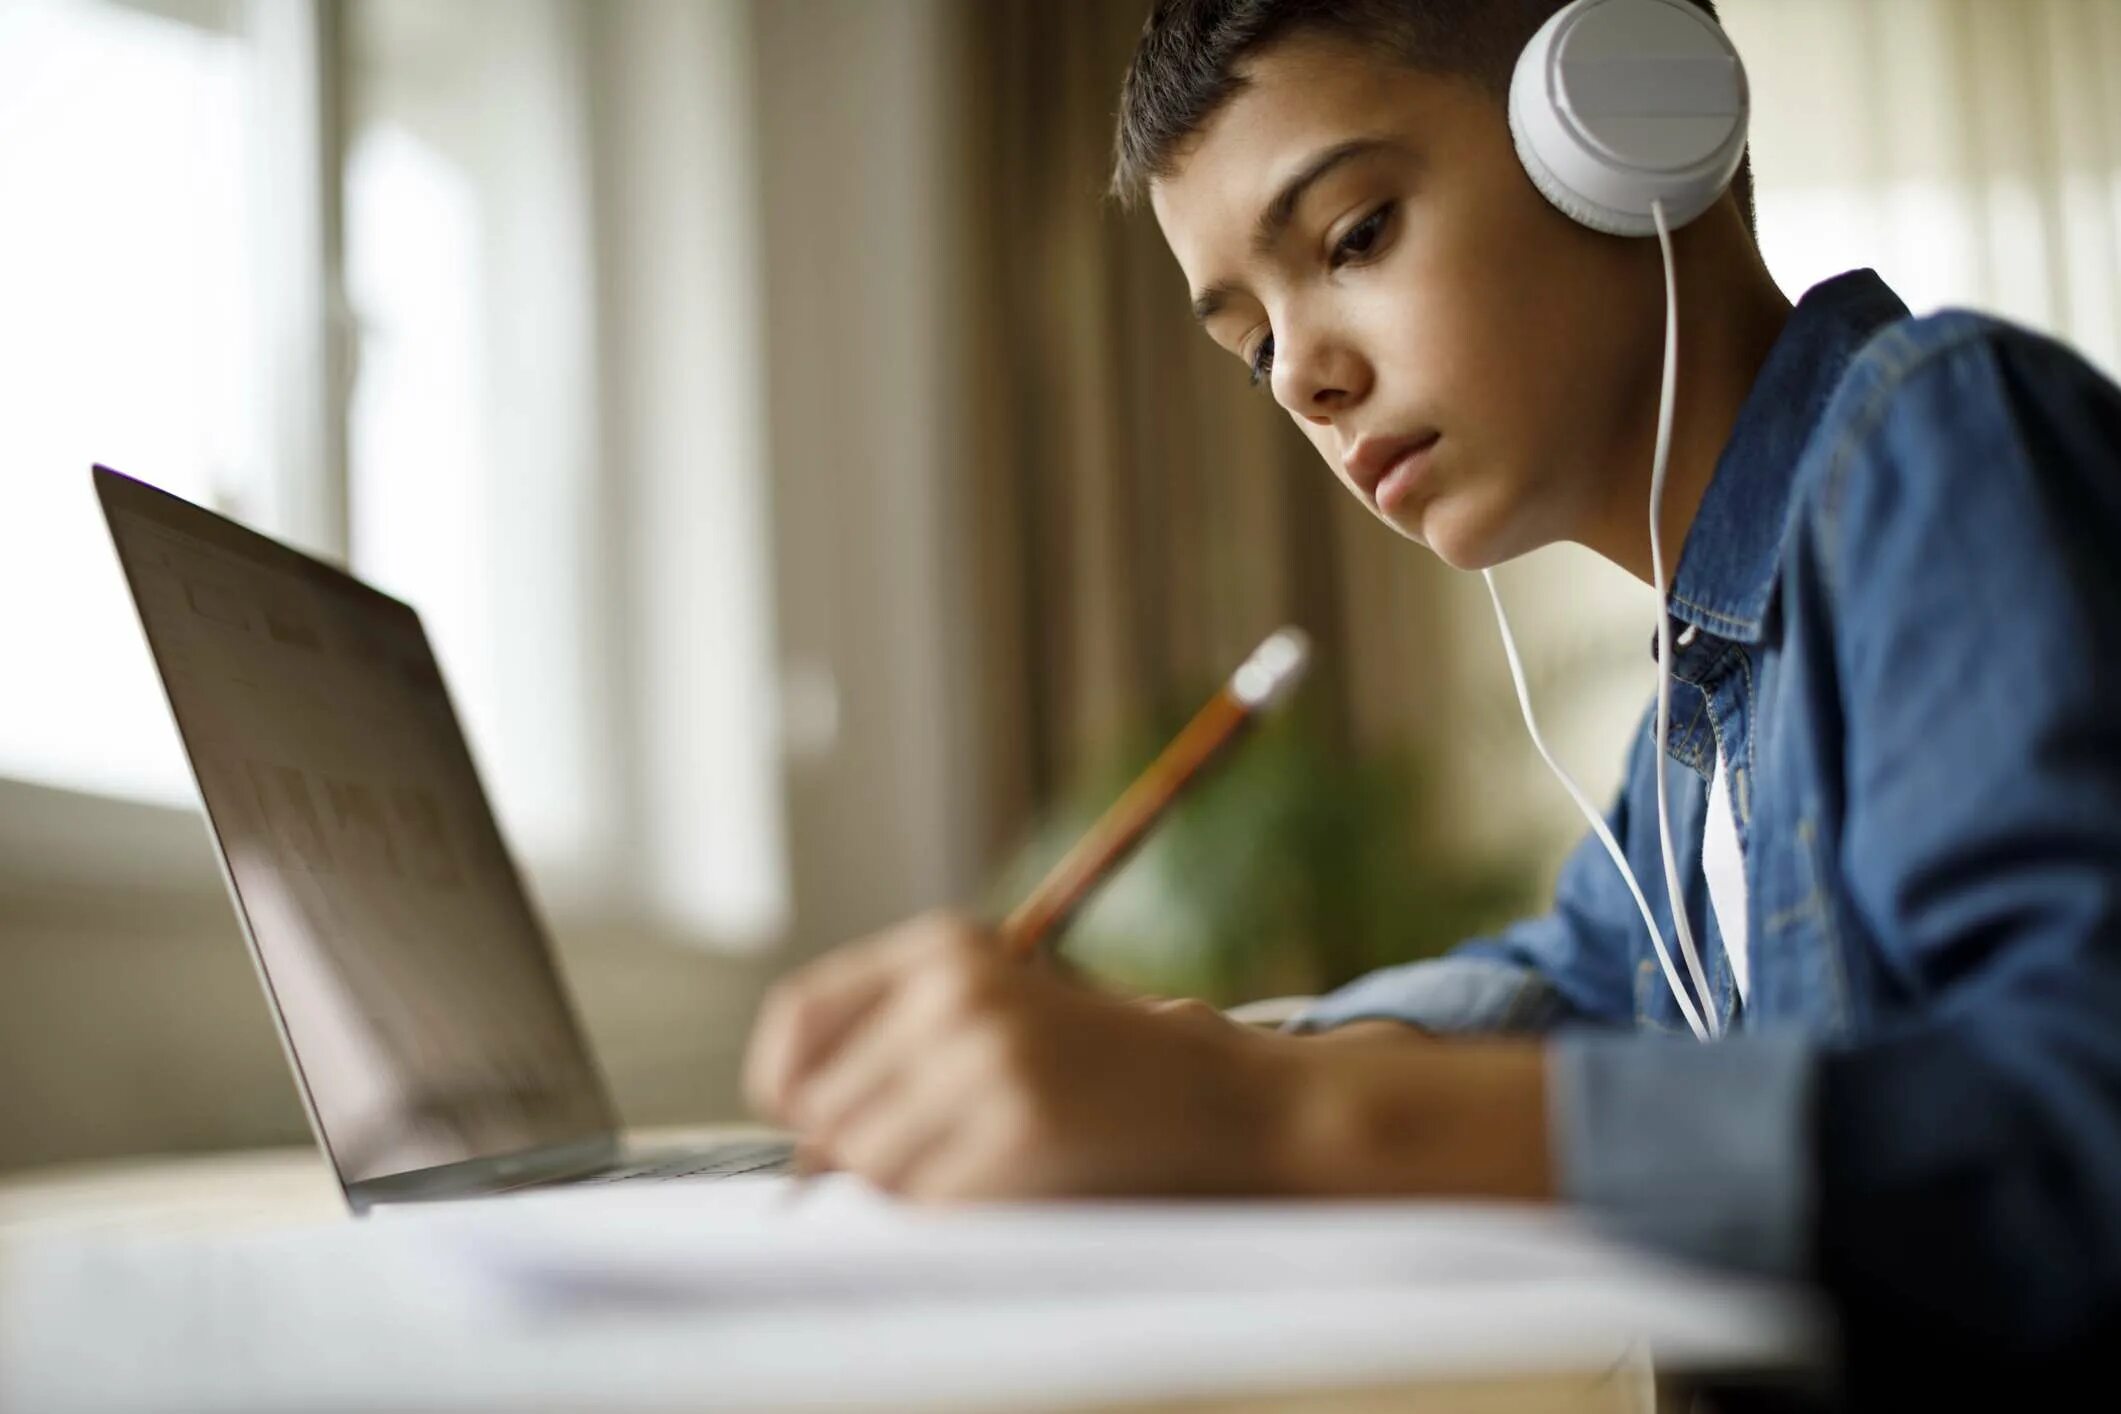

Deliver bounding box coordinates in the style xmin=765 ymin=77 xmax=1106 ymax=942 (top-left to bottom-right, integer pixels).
xmin=1343 ymin=431 xmax=1441 ymax=516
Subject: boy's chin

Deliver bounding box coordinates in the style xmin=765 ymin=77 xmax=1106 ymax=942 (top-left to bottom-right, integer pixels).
xmin=1385 ymin=497 xmax=1508 ymax=572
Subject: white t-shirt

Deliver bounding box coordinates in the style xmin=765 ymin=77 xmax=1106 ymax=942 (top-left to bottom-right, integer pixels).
xmin=1704 ymin=747 xmax=1750 ymax=1005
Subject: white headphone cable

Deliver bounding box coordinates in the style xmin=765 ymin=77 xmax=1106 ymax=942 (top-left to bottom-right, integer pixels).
xmin=1647 ymin=197 xmax=1719 ymax=1036
xmin=1480 ymin=569 xmax=1710 ymax=1041
xmin=1475 ymin=197 xmax=1718 ymax=1042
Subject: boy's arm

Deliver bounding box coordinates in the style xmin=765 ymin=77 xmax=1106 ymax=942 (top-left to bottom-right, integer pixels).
xmin=1806 ymin=329 xmax=2121 ymax=1361
xmin=1536 ymin=328 xmax=2121 ymax=1362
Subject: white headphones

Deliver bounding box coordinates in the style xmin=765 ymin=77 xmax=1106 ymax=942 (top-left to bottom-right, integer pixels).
xmin=1508 ymin=0 xmax=1748 ymax=237
xmin=1484 ymin=0 xmax=1751 ymax=1041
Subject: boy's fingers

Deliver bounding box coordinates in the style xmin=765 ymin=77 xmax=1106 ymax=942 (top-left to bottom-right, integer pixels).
xmin=827 ymin=1032 xmax=991 ymax=1194
xmin=745 ymin=957 xmax=895 ymax=1118
xmin=744 ymin=913 xmax=986 ymax=1118
xmin=1141 ymin=997 xmax=1218 ymax=1020
xmin=897 ymin=1097 xmax=1035 ymax=1203
xmin=791 ymin=979 xmax=956 ymax=1138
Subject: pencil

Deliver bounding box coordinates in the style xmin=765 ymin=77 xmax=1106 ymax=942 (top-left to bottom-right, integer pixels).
xmin=781 ymin=626 xmax=1312 ymax=1193
xmin=997 ymin=626 xmax=1313 ymax=960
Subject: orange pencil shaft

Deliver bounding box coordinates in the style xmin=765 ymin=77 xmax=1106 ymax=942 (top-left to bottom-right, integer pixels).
xmin=998 ymin=689 xmax=1253 ymax=959
xmin=993 ymin=627 xmax=1311 ymax=962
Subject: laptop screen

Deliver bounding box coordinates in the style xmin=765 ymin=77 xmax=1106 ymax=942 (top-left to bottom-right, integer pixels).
xmin=96 ymin=468 xmax=617 ymax=1185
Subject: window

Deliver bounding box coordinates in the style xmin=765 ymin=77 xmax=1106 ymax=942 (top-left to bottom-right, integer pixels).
xmin=3 ymin=0 xmax=789 ymax=950
xmin=340 ymin=0 xmax=620 ymax=905
xmin=0 ymin=0 xmax=277 ymax=804
xmin=341 ymin=0 xmax=790 ymax=944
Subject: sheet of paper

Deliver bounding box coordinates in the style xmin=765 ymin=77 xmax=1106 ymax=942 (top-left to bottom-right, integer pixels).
xmin=2 ymin=1178 xmax=1829 ymax=1413
xmin=426 ymin=1175 xmax=1740 ymax=1305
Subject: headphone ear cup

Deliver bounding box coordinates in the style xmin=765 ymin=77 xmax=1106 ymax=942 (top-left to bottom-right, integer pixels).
xmin=1509 ymin=100 xmax=1649 ymax=237
xmin=1509 ymin=0 xmax=1748 ymax=236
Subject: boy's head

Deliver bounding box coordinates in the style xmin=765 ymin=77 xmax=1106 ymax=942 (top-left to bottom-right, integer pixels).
xmin=1114 ymin=0 xmax=1759 ymax=571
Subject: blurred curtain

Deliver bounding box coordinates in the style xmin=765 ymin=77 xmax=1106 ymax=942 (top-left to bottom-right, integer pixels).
xmin=1726 ymin=0 xmax=2121 ymax=376
xmin=950 ymin=0 xmax=1465 ymax=867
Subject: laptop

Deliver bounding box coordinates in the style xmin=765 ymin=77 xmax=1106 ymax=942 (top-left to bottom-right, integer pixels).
xmin=92 ymin=465 xmax=794 ymax=1212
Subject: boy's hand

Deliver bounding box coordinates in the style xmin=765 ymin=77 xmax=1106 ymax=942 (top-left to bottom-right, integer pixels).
xmin=742 ymin=912 xmax=1300 ymax=1200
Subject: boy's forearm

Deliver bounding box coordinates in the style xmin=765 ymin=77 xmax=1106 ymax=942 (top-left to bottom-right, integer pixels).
xmin=1266 ymin=1029 xmax=1555 ymax=1202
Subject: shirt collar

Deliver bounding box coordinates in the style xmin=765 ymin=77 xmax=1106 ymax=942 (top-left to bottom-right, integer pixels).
xmin=1666 ymin=269 xmax=1911 ymax=646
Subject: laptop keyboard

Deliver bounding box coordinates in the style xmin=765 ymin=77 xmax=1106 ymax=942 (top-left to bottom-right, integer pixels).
xmin=579 ymin=1138 xmax=797 ymax=1185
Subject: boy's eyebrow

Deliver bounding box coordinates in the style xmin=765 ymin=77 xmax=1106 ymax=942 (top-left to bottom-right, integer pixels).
xmin=1190 ymin=136 xmax=1403 ymax=324
xmin=1252 ymin=137 xmax=1397 ymax=255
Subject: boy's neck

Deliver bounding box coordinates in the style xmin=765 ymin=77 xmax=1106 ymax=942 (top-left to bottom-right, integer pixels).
xmin=1575 ymin=210 xmax=1793 ymax=591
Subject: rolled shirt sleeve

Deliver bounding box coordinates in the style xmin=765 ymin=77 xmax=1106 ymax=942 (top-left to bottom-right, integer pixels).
xmin=1285 ymin=953 xmax=1572 ymax=1035
xmin=1550 ymin=1030 xmax=1819 ymax=1277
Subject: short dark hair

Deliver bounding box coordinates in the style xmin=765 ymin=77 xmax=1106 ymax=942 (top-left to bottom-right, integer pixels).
xmin=1110 ymin=0 xmax=1754 ymax=236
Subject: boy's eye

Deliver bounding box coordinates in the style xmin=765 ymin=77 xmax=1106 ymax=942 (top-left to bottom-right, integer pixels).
xmin=1330 ymin=204 xmax=1393 ymax=268
xmin=1247 ymin=333 xmax=1275 ymax=388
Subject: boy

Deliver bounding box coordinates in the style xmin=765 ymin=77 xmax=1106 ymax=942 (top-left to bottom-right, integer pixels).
xmin=745 ymin=0 xmax=2121 ymax=1386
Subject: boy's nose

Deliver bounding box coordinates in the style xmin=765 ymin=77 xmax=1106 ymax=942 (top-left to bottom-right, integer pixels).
xmin=1274 ymin=338 xmax=1367 ymax=424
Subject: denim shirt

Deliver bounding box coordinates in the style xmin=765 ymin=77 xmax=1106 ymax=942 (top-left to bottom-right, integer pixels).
xmin=1292 ymin=270 xmax=2121 ymax=1362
